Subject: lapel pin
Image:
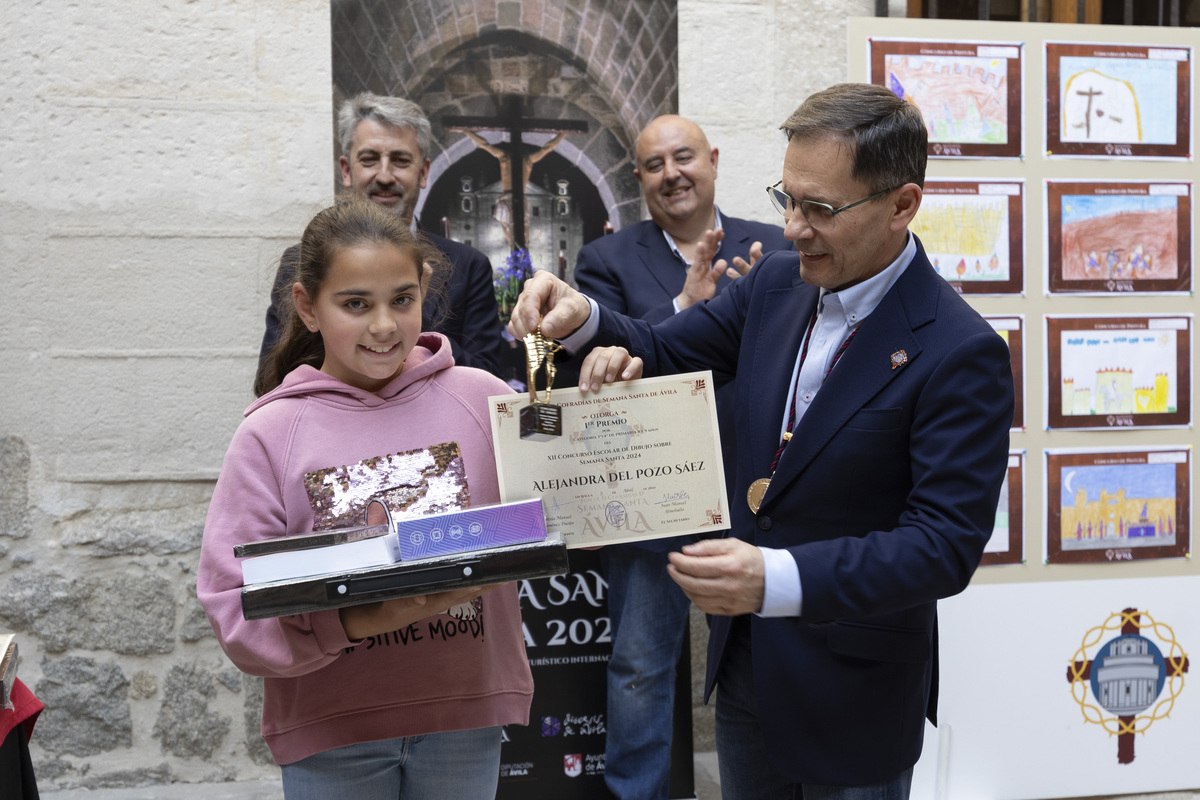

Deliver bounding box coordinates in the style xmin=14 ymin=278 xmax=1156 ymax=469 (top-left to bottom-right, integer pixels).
xmin=890 ymin=350 xmax=908 ymax=370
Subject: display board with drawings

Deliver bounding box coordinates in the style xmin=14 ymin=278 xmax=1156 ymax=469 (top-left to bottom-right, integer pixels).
xmin=853 ymin=15 xmax=1197 ymax=800
xmin=855 ymin=19 xmax=1195 ymax=575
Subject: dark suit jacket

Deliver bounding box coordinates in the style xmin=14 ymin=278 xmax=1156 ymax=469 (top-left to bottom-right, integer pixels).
xmin=573 ymin=215 xmax=789 ymax=552
xmin=589 ymin=238 xmax=1013 ymax=784
xmin=574 ymin=215 xmax=791 ymax=324
xmin=257 ymin=227 xmax=505 ymax=381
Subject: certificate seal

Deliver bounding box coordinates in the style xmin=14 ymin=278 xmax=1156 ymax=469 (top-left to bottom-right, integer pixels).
xmin=605 ymin=501 xmax=627 ymax=527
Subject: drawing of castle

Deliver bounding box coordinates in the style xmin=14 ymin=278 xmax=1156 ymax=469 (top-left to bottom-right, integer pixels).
xmin=1134 ymin=374 xmax=1170 ymax=413
xmin=1095 ymin=367 xmax=1133 ymax=413
xmin=1094 ymin=636 xmax=1162 ymax=715
xmin=1062 ymin=378 xmax=1092 ymax=416
xmin=1061 ymin=484 xmax=1174 ymax=547
xmin=1063 ymin=370 xmax=1170 ymax=416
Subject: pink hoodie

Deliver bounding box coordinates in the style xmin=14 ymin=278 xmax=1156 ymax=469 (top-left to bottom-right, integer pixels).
xmin=197 ymin=333 xmax=532 ymax=765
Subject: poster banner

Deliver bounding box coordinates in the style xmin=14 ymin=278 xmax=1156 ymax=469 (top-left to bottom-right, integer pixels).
xmin=498 ymin=548 xmax=695 ymax=799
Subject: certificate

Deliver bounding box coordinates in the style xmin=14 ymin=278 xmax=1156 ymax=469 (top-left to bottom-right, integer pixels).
xmin=489 ymin=372 xmax=730 ymax=548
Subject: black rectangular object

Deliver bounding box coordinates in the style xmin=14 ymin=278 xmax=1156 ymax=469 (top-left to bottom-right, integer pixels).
xmin=240 ymin=536 xmax=568 ymax=620
xmin=520 ymin=403 xmax=562 ymax=440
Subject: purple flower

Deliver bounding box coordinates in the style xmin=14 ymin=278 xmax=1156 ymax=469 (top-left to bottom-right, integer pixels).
xmin=494 ymin=247 xmax=534 ymax=320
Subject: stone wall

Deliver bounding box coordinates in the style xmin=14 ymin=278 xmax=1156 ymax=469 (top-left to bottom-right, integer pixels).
xmin=0 ymin=0 xmax=900 ymax=789
xmin=0 ymin=0 xmax=331 ymax=787
xmin=680 ymin=0 xmax=901 ymax=229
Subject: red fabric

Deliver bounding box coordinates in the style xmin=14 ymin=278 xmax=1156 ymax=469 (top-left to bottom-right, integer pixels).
xmin=0 ymin=680 xmax=43 ymax=744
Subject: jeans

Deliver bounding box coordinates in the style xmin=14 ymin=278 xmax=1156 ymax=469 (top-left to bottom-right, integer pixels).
xmin=602 ymin=546 xmax=693 ymax=800
xmin=280 ymin=726 xmax=502 ymax=800
xmin=715 ymin=620 xmax=913 ymax=800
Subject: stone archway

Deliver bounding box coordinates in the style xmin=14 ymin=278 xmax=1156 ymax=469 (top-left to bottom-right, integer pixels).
xmin=331 ymin=0 xmax=679 ymax=233
xmin=420 ymin=138 xmax=608 ymax=286
xmin=422 ymin=135 xmax=620 ymax=234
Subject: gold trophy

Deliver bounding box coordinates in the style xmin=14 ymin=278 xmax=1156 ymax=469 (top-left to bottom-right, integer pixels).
xmin=521 ymin=327 xmax=565 ymax=440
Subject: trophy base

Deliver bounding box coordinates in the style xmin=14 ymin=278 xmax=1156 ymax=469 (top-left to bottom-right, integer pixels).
xmin=520 ymin=403 xmax=562 ymax=440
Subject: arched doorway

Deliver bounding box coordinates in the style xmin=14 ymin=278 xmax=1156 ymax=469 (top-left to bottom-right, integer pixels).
xmin=420 ymin=146 xmax=609 ymax=287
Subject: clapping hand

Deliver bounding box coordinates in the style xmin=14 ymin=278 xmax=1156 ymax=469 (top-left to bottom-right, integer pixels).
xmin=675 ymin=231 xmax=765 ymax=311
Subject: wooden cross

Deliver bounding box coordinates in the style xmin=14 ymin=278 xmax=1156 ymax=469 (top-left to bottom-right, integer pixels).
xmin=1066 ymin=607 xmax=1190 ymax=764
xmin=445 ymin=96 xmax=588 ymax=250
xmin=1073 ymin=86 xmax=1104 ymax=138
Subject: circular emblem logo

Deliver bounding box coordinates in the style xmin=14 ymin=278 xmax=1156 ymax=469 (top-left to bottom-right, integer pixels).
xmin=1089 ymin=634 xmax=1167 ymax=716
xmin=1065 ymin=608 xmax=1187 ymax=765
xmin=605 ymin=501 xmax=626 ymax=527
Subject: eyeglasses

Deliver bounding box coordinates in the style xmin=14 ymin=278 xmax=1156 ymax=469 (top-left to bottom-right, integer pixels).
xmin=767 ymin=181 xmax=900 ymax=230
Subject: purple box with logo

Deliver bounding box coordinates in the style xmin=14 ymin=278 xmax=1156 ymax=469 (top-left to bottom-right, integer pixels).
xmin=392 ymin=498 xmax=548 ymax=561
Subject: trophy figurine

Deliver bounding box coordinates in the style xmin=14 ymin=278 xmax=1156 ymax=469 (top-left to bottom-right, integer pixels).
xmin=521 ymin=327 xmax=565 ymax=440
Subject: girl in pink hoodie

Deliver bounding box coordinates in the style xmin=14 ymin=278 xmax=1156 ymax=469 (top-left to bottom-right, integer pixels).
xmin=198 ymin=197 xmax=532 ymax=799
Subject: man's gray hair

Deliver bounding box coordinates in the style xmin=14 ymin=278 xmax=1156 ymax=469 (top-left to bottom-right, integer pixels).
xmin=781 ymin=83 xmax=927 ymax=191
xmin=337 ymin=92 xmax=433 ymax=161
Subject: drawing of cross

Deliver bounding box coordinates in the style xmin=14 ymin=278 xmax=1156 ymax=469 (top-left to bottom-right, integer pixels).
xmin=1074 ymin=86 xmax=1103 ymax=138
xmin=1066 ymin=607 xmax=1190 ymax=764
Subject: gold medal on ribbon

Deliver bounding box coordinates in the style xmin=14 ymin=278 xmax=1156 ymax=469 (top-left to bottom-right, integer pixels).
xmin=747 ymin=477 xmax=771 ymax=514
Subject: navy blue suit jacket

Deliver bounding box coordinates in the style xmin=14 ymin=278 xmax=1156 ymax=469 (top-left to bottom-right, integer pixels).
xmin=589 ymin=238 xmax=1013 ymax=784
xmin=257 ymin=227 xmax=505 ymax=381
xmin=575 ymin=215 xmax=790 ymax=324
xmin=573 ymin=215 xmax=789 ymax=551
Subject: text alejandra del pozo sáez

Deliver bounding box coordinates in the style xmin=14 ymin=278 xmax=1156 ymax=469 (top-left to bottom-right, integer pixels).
xmin=531 ymin=462 xmax=706 ymax=492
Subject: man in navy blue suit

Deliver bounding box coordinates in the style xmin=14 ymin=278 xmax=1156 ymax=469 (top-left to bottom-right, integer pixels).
xmin=574 ymin=114 xmax=788 ymax=800
xmin=511 ymin=84 xmax=1013 ymax=799
xmin=256 ymin=93 xmax=504 ymax=392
